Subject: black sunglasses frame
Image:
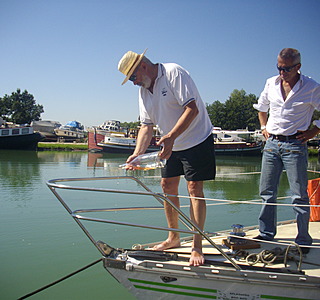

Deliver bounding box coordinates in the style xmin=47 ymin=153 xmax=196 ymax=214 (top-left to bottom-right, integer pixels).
xmin=276 ymin=63 xmax=300 ymax=73
xmin=129 ymin=64 xmax=141 ymax=82
xmin=129 ymin=74 xmax=137 ymax=82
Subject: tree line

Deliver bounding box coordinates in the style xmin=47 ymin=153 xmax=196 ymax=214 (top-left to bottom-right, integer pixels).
xmin=206 ymin=89 xmax=260 ymax=131
xmin=0 ymin=89 xmax=43 ymax=124
xmin=2 ymin=88 xmax=319 ymax=130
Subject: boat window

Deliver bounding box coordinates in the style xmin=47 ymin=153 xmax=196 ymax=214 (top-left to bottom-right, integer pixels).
xmin=21 ymin=128 xmax=30 ymax=134
xmin=1 ymin=129 xmax=9 ymax=136
xmin=12 ymin=129 xmax=20 ymax=135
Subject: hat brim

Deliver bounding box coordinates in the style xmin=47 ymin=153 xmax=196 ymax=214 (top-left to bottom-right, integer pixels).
xmin=122 ymin=49 xmax=147 ymax=85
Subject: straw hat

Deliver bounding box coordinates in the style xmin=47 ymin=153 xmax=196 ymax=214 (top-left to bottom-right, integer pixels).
xmin=118 ymin=49 xmax=147 ymax=85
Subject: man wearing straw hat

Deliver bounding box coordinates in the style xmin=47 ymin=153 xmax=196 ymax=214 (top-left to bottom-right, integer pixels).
xmin=118 ymin=49 xmax=216 ymax=266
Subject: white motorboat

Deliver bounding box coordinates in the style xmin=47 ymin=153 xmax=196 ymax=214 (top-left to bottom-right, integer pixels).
xmin=47 ymin=173 xmax=320 ymax=300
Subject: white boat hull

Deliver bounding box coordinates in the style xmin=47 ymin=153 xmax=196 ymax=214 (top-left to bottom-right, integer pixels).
xmin=106 ymin=258 xmax=319 ymax=300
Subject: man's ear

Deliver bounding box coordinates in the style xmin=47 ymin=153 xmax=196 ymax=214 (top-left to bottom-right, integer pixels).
xmin=296 ymin=63 xmax=302 ymax=71
xmin=140 ymin=61 xmax=147 ymax=71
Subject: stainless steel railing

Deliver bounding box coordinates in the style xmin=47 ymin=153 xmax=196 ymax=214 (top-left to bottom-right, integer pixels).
xmin=47 ymin=176 xmax=241 ymax=270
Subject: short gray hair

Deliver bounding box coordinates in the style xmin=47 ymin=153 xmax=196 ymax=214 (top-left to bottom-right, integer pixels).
xmin=278 ymin=48 xmax=301 ymax=64
xmin=141 ymin=56 xmax=153 ymax=65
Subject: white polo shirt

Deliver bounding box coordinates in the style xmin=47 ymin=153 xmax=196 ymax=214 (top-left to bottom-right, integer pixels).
xmin=253 ymin=74 xmax=320 ymax=135
xmin=139 ymin=63 xmax=213 ymax=151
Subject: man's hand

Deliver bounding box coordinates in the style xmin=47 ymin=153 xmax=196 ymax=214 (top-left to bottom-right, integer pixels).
xmin=297 ymin=127 xmax=320 ymax=143
xmin=157 ymin=134 xmax=174 ymax=160
xmin=261 ymin=128 xmax=270 ymax=140
xmin=121 ymin=154 xmax=138 ymax=170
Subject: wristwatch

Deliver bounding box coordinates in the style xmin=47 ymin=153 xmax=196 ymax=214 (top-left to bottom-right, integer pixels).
xmin=261 ymin=125 xmax=266 ymax=130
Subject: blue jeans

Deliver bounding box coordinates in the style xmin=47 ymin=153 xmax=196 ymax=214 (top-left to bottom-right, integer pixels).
xmin=258 ymin=137 xmax=313 ymax=245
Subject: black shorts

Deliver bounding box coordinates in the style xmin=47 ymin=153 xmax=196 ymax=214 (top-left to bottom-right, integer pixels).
xmin=161 ymin=134 xmax=216 ymax=181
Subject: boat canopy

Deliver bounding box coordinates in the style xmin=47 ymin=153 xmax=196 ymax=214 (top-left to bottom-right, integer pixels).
xmin=65 ymin=121 xmax=83 ymax=130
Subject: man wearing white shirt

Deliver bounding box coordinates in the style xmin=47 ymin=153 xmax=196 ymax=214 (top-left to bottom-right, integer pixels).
xmin=118 ymin=49 xmax=215 ymax=266
xmin=253 ymin=48 xmax=320 ymax=253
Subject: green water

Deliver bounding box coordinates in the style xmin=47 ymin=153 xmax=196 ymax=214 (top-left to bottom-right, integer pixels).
xmin=1 ymin=150 xmax=319 ymax=300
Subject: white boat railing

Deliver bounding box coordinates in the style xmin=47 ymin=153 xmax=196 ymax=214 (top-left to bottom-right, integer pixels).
xmin=47 ymin=176 xmax=241 ymax=270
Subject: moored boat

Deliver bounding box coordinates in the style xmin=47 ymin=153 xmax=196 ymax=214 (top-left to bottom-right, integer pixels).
xmin=0 ymin=118 xmax=43 ymax=150
xmin=54 ymin=120 xmax=85 ymax=142
xmin=88 ymin=124 xmax=161 ymax=153
xmin=87 ymin=120 xmax=129 ymax=152
xmin=213 ymin=128 xmax=263 ymax=155
xmin=47 ymin=173 xmax=320 ymax=300
xmin=31 ymin=120 xmax=61 ymax=141
xmin=214 ymin=140 xmax=262 ymax=155
xmin=97 ymin=135 xmax=161 ymax=154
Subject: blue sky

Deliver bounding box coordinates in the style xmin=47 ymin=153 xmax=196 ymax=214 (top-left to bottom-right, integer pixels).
xmin=1 ymin=0 xmax=320 ymax=128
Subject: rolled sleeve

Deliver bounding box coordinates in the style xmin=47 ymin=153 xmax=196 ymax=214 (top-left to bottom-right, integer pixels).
xmin=253 ymin=102 xmax=269 ymax=112
xmin=253 ymin=79 xmax=271 ymax=112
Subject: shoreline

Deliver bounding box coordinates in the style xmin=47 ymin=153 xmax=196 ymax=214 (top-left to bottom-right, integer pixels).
xmin=36 ymin=142 xmax=320 ymax=156
xmin=37 ymin=142 xmax=88 ymax=151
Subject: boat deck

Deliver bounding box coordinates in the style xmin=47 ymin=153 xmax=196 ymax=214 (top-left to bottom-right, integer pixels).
xmin=144 ymin=221 xmax=320 ymax=277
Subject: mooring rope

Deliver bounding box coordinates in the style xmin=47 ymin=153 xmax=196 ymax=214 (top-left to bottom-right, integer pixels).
xmin=165 ymin=193 xmax=320 ymax=207
xmin=146 ymin=170 xmax=320 ymax=207
xmin=18 ymin=258 xmax=102 ymax=299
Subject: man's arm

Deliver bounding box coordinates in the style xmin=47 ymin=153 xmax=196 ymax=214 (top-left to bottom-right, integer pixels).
xmin=258 ymin=111 xmax=270 ymax=139
xmin=297 ymin=126 xmax=320 ymax=143
xmin=157 ymin=100 xmax=199 ymax=160
xmin=126 ymin=124 xmax=154 ymax=164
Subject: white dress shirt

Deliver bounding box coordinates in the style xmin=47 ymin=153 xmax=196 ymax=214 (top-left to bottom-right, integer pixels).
xmin=253 ymin=74 xmax=320 ymax=135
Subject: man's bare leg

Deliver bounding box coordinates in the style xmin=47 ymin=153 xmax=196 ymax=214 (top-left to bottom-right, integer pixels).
xmin=188 ymin=181 xmax=206 ymax=266
xmin=153 ymin=176 xmax=181 ymax=250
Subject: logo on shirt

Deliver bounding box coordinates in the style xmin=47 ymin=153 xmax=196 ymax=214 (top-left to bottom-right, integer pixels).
xmin=161 ymin=88 xmax=167 ymax=96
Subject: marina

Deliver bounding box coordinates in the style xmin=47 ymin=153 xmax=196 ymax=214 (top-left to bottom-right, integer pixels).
xmin=1 ymin=150 xmax=320 ymax=299
xmin=2 ymin=3 xmax=320 ymax=299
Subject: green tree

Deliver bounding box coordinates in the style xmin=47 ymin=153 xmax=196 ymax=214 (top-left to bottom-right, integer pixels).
xmin=120 ymin=121 xmax=140 ymax=129
xmin=206 ymin=100 xmax=226 ymax=128
xmin=206 ymin=89 xmax=260 ymax=130
xmin=224 ymin=89 xmax=259 ymax=130
xmin=0 ymin=89 xmax=44 ymax=124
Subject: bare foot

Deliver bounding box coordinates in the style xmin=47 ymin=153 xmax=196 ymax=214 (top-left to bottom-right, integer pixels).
xmin=152 ymin=239 xmax=180 ymax=251
xmin=189 ymin=248 xmax=204 ymax=266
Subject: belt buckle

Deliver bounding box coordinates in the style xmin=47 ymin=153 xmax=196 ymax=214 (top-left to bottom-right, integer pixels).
xmin=273 ymin=135 xmax=280 ymax=140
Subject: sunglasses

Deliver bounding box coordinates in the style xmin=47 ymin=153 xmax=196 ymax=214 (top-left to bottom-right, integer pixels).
xmin=129 ymin=73 xmax=137 ymax=82
xmin=129 ymin=65 xmax=140 ymax=82
xmin=276 ymin=63 xmax=299 ymax=73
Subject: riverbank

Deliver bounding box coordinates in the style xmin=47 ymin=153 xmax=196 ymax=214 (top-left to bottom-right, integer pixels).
xmin=37 ymin=142 xmax=320 ymax=156
xmin=37 ymin=142 xmax=88 ymax=151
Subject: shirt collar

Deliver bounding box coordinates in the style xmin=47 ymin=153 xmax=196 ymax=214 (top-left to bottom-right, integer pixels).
xmin=157 ymin=63 xmax=164 ymax=79
xmin=274 ymin=71 xmax=303 ymax=87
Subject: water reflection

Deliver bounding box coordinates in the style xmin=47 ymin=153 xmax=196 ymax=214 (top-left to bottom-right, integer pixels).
xmin=37 ymin=151 xmax=83 ymax=165
xmin=1 ymin=150 xmax=319 ymax=205
xmin=0 ymin=150 xmax=40 ymax=187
